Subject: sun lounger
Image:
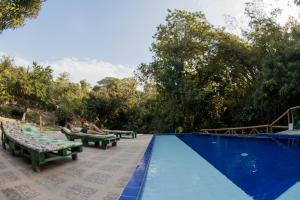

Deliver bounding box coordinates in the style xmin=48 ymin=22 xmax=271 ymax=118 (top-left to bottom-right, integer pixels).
xmin=61 ymin=127 xmax=118 ymax=149
xmin=103 ymin=129 xmax=137 ymax=139
xmin=1 ymin=122 xmax=82 ymax=172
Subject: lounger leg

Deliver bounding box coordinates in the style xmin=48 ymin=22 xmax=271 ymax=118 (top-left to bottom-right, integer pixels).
xmin=101 ymin=142 xmax=108 ymax=149
xmin=2 ymin=135 xmax=6 ymax=150
xmin=72 ymin=154 xmax=78 ymax=160
xmin=81 ymin=139 xmax=88 ymax=146
xmin=32 ymin=160 xmax=40 ymax=172
xmin=9 ymin=148 xmax=15 ymax=156
xmin=8 ymin=141 xmax=15 ymax=156
xmin=71 ymin=146 xmax=81 ymax=160
xmin=31 ymin=152 xmax=41 ymax=172
xmin=112 ymin=141 xmax=117 ymax=146
xmin=95 ymin=141 xmax=100 ymax=147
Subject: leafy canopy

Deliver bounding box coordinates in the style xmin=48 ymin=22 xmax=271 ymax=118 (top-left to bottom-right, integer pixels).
xmin=0 ymin=0 xmax=44 ymax=33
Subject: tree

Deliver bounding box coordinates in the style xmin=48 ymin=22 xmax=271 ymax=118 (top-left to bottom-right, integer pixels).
xmin=136 ymin=9 xmax=256 ymax=131
xmin=6 ymin=62 xmax=53 ymax=121
xmin=249 ymin=19 xmax=300 ymax=123
xmin=1 ymin=1 xmax=300 ymax=134
xmin=0 ymin=0 xmax=44 ymax=33
xmin=86 ymin=77 xmax=138 ymax=129
xmin=0 ymin=56 xmax=14 ymax=103
xmin=133 ymin=83 xmax=163 ymax=133
xmin=52 ymin=73 xmax=91 ymax=125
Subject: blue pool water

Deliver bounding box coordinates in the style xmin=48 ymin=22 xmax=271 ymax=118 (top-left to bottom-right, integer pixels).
xmin=178 ymin=134 xmax=300 ymax=199
xmin=140 ymin=135 xmax=250 ymax=200
xmin=120 ymin=134 xmax=300 ymax=200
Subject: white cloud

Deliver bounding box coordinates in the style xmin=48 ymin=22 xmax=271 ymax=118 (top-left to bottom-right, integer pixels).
xmin=263 ymin=0 xmax=299 ymax=24
xmin=0 ymin=52 xmax=136 ymax=85
xmin=191 ymin=0 xmax=299 ymax=34
xmin=41 ymin=57 xmax=136 ymax=85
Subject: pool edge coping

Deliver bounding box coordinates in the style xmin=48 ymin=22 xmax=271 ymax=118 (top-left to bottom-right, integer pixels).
xmin=118 ymin=135 xmax=155 ymax=200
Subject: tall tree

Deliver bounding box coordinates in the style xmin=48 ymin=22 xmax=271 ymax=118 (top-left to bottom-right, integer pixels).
xmin=6 ymin=62 xmax=53 ymax=121
xmin=86 ymin=77 xmax=138 ymax=129
xmin=137 ymin=10 xmax=255 ymax=131
xmin=52 ymin=73 xmax=91 ymax=125
xmin=0 ymin=56 xmax=14 ymax=103
xmin=0 ymin=0 xmax=44 ymax=33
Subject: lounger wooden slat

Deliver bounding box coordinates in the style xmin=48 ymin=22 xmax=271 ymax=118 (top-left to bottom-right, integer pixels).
xmin=61 ymin=127 xmax=118 ymax=149
xmin=1 ymin=122 xmax=83 ymax=172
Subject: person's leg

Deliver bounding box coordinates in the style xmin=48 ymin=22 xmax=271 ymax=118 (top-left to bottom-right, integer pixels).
xmin=87 ymin=130 xmax=106 ymax=135
xmin=89 ymin=123 xmax=103 ymax=133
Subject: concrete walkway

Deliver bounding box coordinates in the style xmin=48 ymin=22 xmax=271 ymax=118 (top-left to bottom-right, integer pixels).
xmin=0 ymin=133 xmax=152 ymax=200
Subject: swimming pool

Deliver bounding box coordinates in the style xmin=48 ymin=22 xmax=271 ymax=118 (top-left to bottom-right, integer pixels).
xmin=119 ymin=134 xmax=300 ymax=200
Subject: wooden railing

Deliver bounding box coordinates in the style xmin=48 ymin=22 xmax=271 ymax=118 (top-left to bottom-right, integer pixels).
xmin=201 ymin=125 xmax=288 ymax=135
xmin=200 ymin=106 xmax=300 ymax=134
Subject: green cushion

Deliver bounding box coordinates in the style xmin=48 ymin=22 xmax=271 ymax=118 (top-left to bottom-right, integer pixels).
xmin=2 ymin=122 xmax=82 ymax=152
xmin=21 ymin=124 xmax=39 ymax=133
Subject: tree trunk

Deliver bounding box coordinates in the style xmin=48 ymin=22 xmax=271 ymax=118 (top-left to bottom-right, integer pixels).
xmin=39 ymin=114 xmax=42 ymax=131
xmin=22 ymin=107 xmax=28 ymax=122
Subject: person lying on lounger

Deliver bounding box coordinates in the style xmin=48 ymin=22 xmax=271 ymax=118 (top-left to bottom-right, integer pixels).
xmin=66 ymin=121 xmax=107 ymax=135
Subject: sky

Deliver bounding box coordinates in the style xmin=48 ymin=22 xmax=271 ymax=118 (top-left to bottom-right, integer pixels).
xmin=0 ymin=0 xmax=299 ymax=85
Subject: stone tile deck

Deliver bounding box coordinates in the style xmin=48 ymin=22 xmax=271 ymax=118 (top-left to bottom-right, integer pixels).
xmin=0 ymin=133 xmax=152 ymax=200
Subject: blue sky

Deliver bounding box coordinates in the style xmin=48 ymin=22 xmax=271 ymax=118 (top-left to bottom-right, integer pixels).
xmin=0 ymin=0 xmax=298 ymax=85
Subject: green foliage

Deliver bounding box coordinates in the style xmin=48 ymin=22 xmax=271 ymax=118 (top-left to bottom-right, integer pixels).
xmin=136 ymin=3 xmax=300 ymax=132
xmin=53 ymin=73 xmax=91 ymax=125
xmin=0 ymin=56 xmax=14 ymax=103
xmin=86 ymin=77 xmax=138 ymax=130
xmin=251 ymin=20 xmax=300 ymax=123
xmin=0 ymin=0 xmax=43 ymax=33
xmin=137 ymin=9 xmax=257 ymax=131
xmin=1 ymin=1 xmax=300 ymax=133
xmin=0 ymin=105 xmax=23 ymax=119
xmin=0 ymin=58 xmax=91 ymax=125
xmin=5 ymin=61 xmax=53 ymax=119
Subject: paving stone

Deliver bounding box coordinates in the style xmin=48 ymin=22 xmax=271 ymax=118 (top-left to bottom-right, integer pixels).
xmin=90 ymin=155 xmax=110 ymax=161
xmin=84 ymin=172 xmax=112 ymax=185
xmin=0 ymin=161 xmax=7 ymax=170
xmin=77 ymin=160 xmax=98 ymax=168
xmin=61 ymin=167 xmax=86 ymax=178
xmin=65 ymin=184 xmax=97 ymax=200
xmin=103 ymin=192 xmax=119 ymax=200
xmin=0 ymin=133 xmax=151 ymax=200
xmin=0 ymin=171 xmax=19 ymax=185
xmin=115 ymin=176 xmax=131 ymax=188
xmin=2 ymin=184 xmax=39 ymax=200
xmin=38 ymin=174 xmax=66 ymax=186
xmin=100 ymin=164 xmax=122 ymax=171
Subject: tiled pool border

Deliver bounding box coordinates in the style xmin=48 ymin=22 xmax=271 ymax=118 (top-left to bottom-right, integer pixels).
xmin=118 ymin=135 xmax=155 ymax=200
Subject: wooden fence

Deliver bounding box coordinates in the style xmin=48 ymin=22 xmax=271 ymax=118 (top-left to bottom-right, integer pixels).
xmin=200 ymin=106 xmax=300 ymax=134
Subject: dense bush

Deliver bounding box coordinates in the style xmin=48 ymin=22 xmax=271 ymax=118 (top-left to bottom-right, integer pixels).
xmin=0 ymin=106 xmax=23 ymax=119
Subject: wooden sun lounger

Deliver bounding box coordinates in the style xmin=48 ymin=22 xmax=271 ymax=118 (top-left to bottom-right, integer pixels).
xmin=103 ymin=129 xmax=137 ymax=139
xmin=1 ymin=122 xmax=83 ymax=172
xmin=61 ymin=127 xmax=118 ymax=149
